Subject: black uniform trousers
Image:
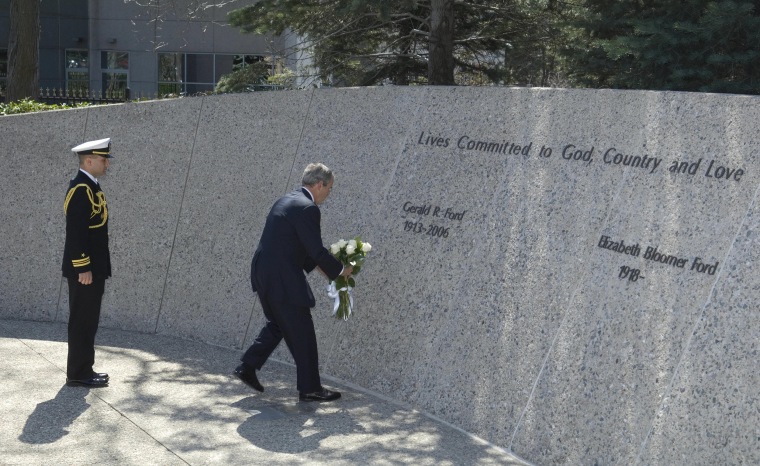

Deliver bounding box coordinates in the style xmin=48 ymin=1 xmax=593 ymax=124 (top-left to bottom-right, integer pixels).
xmin=66 ymin=277 xmax=105 ymax=380
xmin=241 ymin=287 xmax=322 ymax=394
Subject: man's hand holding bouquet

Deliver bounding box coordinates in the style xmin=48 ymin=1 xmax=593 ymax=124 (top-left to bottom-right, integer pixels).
xmin=327 ymin=237 xmax=372 ymax=320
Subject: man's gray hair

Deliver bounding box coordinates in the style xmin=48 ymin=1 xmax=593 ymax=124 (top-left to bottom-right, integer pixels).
xmin=302 ymin=163 xmax=333 ymax=186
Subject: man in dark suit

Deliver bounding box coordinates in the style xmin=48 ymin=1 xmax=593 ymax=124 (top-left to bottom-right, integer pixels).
xmin=62 ymin=138 xmax=113 ymax=387
xmin=235 ymin=163 xmax=352 ymax=402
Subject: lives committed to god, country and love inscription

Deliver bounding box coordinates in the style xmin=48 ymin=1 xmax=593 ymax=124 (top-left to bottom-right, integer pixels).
xmin=416 ymin=130 xmax=746 ymax=182
xmin=409 ymin=129 xmax=749 ymax=280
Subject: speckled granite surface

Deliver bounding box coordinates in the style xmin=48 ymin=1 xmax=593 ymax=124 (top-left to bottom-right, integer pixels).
xmin=1 ymin=87 xmax=757 ymax=464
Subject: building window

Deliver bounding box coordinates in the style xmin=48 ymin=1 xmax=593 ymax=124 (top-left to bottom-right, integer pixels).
xmin=185 ymin=53 xmax=214 ymax=94
xmin=158 ymin=53 xmax=183 ymax=96
xmin=157 ymin=52 xmax=266 ymax=97
xmin=0 ymin=49 xmax=7 ymax=97
xmin=66 ymin=50 xmax=89 ymax=94
xmin=101 ymin=51 xmax=129 ymax=98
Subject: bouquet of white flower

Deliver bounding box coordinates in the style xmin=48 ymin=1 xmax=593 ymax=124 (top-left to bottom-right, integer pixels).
xmin=327 ymin=237 xmax=372 ymax=320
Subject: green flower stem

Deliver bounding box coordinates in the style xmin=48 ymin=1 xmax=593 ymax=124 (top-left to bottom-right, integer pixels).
xmin=337 ymin=290 xmax=351 ymax=320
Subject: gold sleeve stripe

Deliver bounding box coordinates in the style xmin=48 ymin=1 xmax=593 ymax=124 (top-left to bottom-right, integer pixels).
xmin=72 ymin=257 xmax=91 ymax=267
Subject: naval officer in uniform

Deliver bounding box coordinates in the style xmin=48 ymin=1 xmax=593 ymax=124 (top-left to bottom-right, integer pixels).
xmin=62 ymin=138 xmax=113 ymax=387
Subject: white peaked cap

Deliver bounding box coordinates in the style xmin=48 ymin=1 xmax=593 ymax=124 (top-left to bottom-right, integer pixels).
xmin=71 ymin=138 xmax=112 ymax=157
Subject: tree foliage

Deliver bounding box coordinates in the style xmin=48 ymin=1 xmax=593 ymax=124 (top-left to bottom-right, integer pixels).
xmin=226 ymin=0 xmax=760 ymax=94
xmin=227 ymin=0 xmax=562 ymax=87
xmin=214 ymin=60 xmax=272 ymax=93
xmin=7 ymin=0 xmax=759 ymax=96
xmin=564 ymin=0 xmax=760 ymax=94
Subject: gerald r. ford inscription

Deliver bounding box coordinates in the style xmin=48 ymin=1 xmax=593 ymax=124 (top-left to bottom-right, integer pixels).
xmin=401 ymin=201 xmax=467 ymax=239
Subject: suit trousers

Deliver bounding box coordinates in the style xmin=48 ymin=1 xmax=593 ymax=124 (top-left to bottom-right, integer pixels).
xmin=66 ymin=277 xmax=105 ymax=380
xmin=242 ymin=293 xmax=322 ymax=394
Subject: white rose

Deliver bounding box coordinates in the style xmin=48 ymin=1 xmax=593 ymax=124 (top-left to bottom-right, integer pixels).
xmin=337 ymin=239 xmax=348 ymax=249
xmin=346 ymin=245 xmax=356 ymax=255
xmin=348 ymin=239 xmax=357 ymax=249
xmin=362 ymin=242 xmax=372 ymax=252
xmin=330 ymin=243 xmax=341 ymax=254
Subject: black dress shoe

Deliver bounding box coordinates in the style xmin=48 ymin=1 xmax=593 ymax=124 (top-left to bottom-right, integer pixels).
xmin=93 ymin=372 xmax=109 ymax=380
xmin=299 ymin=388 xmax=341 ymax=402
xmin=66 ymin=376 xmax=109 ymax=387
xmin=234 ymin=364 xmax=263 ymax=392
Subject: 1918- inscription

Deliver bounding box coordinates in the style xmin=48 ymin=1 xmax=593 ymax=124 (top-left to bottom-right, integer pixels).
xmin=598 ymin=235 xmax=719 ymax=283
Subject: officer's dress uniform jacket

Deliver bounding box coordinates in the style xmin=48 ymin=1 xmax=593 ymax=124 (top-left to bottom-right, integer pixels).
xmin=62 ymin=170 xmax=111 ymax=380
xmin=62 ymin=170 xmax=111 ymax=279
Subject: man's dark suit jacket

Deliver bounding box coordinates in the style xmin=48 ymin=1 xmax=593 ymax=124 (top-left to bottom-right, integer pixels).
xmin=251 ymin=187 xmax=342 ymax=307
xmin=62 ymin=171 xmax=111 ymax=279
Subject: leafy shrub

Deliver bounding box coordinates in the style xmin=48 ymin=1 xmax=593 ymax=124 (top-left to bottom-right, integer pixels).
xmin=0 ymin=98 xmax=91 ymax=116
xmin=214 ymin=61 xmax=272 ymax=94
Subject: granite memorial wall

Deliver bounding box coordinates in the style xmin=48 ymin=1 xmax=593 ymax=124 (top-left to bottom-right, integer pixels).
xmin=1 ymin=87 xmax=758 ymax=464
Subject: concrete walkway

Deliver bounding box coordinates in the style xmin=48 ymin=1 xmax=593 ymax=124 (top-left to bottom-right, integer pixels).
xmin=0 ymin=319 xmax=530 ymax=465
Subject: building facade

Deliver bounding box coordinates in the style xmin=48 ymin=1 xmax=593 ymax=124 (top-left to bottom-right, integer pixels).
xmin=0 ymin=0 xmax=289 ymax=99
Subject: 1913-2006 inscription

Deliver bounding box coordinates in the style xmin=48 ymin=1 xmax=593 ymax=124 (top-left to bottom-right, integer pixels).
xmin=401 ymin=201 xmax=467 ymax=240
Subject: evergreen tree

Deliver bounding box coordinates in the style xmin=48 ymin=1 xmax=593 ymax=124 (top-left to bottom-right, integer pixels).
xmin=227 ymin=0 xmax=558 ymax=86
xmin=565 ymin=0 xmax=760 ymax=94
xmin=498 ymin=0 xmax=573 ymax=87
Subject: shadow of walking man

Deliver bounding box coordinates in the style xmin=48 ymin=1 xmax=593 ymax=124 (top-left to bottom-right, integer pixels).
xmin=19 ymin=385 xmax=91 ymax=444
xmin=234 ymin=397 xmax=328 ymax=454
